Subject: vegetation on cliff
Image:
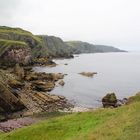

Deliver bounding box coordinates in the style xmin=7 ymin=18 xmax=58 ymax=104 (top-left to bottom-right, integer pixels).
xmin=0 ymin=93 xmax=139 ymax=140
xmin=66 ymin=41 xmax=126 ymax=54
xmin=0 ymin=26 xmax=126 ymax=62
xmin=38 ymin=35 xmax=73 ymax=58
xmin=0 ymin=26 xmax=44 ymax=58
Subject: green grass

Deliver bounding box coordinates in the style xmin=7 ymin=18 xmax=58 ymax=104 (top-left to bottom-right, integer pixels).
xmin=0 ymin=93 xmax=140 ymax=140
xmin=0 ymin=26 xmax=42 ymax=44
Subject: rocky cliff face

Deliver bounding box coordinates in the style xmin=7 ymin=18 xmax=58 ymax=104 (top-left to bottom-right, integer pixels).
xmin=0 ymin=26 xmax=44 ymax=59
xmin=1 ymin=47 xmax=31 ymax=66
xmin=66 ymin=41 xmax=126 ymax=54
xmin=0 ymin=26 xmax=73 ymax=61
xmin=3 ymin=48 xmax=31 ymax=65
xmin=38 ymin=35 xmax=73 ymax=58
xmin=0 ymin=39 xmax=32 ymax=67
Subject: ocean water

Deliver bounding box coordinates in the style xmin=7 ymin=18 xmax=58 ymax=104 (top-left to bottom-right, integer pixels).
xmin=34 ymin=52 xmax=140 ymax=108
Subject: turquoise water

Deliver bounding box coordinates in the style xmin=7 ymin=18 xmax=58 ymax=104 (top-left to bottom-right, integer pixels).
xmin=34 ymin=52 xmax=140 ymax=108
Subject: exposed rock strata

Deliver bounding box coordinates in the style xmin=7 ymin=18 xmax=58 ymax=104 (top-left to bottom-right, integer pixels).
xmin=0 ymin=67 xmax=72 ymax=121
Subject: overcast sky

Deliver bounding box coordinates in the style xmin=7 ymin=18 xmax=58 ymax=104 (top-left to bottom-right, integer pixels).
xmin=0 ymin=0 xmax=140 ymax=51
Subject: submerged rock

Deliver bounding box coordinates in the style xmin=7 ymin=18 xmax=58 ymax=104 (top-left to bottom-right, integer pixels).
xmin=79 ymin=72 xmax=97 ymax=77
xmin=52 ymin=73 xmax=65 ymax=81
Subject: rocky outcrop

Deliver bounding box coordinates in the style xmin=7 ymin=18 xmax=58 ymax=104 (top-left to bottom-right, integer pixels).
xmin=102 ymin=93 xmax=117 ymax=108
xmin=102 ymin=93 xmax=128 ymax=108
xmin=0 ymin=81 xmax=25 ymax=114
xmin=0 ymin=39 xmax=32 ymax=67
xmin=18 ymin=71 xmax=72 ymax=114
xmin=0 ymin=26 xmax=43 ymax=58
xmin=33 ymin=57 xmax=56 ymax=67
xmin=52 ymin=73 xmax=65 ymax=81
xmin=32 ymin=81 xmax=55 ymax=92
xmin=2 ymin=47 xmax=31 ymax=65
xmin=0 ymin=66 xmax=72 ymax=121
xmin=58 ymin=80 xmax=65 ymax=86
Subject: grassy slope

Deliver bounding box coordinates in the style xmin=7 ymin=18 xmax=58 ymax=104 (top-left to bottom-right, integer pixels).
xmin=0 ymin=93 xmax=140 ymax=140
xmin=0 ymin=26 xmax=41 ymax=43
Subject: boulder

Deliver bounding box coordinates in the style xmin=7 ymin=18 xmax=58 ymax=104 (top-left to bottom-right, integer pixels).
xmin=52 ymin=73 xmax=65 ymax=81
xmin=32 ymin=81 xmax=55 ymax=92
xmin=25 ymin=72 xmax=54 ymax=82
xmin=58 ymin=80 xmax=65 ymax=86
xmin=102 ymin=93 xmax=117 ymax=108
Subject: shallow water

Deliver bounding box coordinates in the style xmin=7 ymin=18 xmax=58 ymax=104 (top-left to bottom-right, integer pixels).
xmin=34 ymin=52 xmax=140 ymax=108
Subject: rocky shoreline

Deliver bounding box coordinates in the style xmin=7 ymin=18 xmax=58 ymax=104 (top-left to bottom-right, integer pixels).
xmin=0 ymin=59 xmax=74 ymax=120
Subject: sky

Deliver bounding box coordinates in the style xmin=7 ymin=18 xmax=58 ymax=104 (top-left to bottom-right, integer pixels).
xmin=0 ymin=0 xmax=140 ymax=51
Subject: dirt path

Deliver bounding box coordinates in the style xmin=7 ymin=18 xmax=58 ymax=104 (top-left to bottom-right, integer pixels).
xmin=0 ymin=117 xmax=39 ymax=132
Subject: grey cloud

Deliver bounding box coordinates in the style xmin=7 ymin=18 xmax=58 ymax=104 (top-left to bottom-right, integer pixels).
xmin=0 ymin=0 xmax=140 ymax=51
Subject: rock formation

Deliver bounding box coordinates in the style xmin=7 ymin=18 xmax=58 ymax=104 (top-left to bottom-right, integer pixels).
xmin=79 ymin=72 xmax=97 ymax=77
xmin=102 ymin=93 xmax=117 ymax=108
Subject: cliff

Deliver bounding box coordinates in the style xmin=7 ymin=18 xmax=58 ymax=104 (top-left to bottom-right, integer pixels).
xmin=66 ymin=41 xmax=126 ymax=54
xmin=0 ymin=26 xmax=73 ymax=63
xmin=38 ymin=35 xmax=73 ymax=58
xmin=0 ymin=39 xmax=31 ymax=67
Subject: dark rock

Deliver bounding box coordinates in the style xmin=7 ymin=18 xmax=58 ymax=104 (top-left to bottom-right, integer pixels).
xmin=102 ymin=93 xmax=117 ymax=108
xmin=116 ymin=98 xmax=128 ymax=107
xmin=0 ymin=81 xmax=25 ymax=114
xmin=8 ymin=79 xmax=24 ymax=89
